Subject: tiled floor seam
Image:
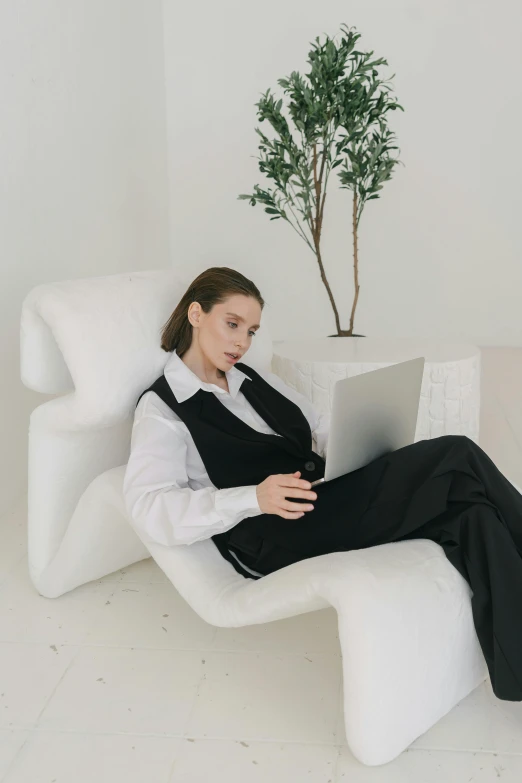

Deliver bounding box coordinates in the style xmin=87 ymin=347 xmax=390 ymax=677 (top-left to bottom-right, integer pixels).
xmin=0 ymin=733 xmax=31 ymax=783
xmin=32 ymin=644 xmax=83 ymax=726
xmin=1 ymin=641 xmax=342 ymax=655
xmin=2 ymin=727 xmax=351 ymax=746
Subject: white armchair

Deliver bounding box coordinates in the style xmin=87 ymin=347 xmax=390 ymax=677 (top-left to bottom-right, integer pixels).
xmin=19 ymin=269 xmax=488 ymax=766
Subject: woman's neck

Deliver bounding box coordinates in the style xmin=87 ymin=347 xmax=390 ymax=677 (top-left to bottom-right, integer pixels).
xmin=180 ymin=348 xmax=227 ymax=385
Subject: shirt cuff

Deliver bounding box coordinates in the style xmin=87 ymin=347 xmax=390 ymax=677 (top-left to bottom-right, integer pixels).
xmin=214 ymin=484 xmax=263 ymax=531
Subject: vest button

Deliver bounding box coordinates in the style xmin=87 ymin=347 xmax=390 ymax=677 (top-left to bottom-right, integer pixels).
xmin=304 ymin=460 xmax=315 ymax=471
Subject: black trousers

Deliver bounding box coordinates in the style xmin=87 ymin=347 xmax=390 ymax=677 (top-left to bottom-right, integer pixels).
xmin=227 ymin=435 xmax=522 ymax=702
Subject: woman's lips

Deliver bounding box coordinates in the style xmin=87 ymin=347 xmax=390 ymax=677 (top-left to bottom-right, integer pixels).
xmin=225 ymin=352 xmax=238 ymax=363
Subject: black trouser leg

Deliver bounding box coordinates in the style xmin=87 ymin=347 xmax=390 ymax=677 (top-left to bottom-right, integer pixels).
xmin=404 ymin=437 xmax=522 ymax=700
xmin=362 ymin=436 xmax=522 ymax=700
xmin=443 ymin=436 xmax=522 ymax=555
xmin=411 ymin=497 xmax=522 ymax=701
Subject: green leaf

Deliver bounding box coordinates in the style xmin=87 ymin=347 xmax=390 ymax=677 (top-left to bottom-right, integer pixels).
xmin=239 ymin=22 xmax=402 ymax=244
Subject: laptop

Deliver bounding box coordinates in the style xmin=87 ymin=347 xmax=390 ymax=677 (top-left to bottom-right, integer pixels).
xmin=310 ymin=356 xmax=425 ymax=487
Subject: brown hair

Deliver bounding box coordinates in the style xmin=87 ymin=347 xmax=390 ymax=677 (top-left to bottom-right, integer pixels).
xmin=160 ymin=266 xmax=265 ymax=359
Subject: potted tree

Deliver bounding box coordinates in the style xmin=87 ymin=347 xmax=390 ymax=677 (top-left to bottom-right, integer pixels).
xmin=238 ymin=23 xmax=404 ymax=338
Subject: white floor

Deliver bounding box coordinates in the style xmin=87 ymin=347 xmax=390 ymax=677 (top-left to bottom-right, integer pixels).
xmin=1 ymin=346 xmax=522 ymax=782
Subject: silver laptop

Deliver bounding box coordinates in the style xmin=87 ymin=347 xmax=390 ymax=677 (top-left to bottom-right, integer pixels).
xmin=310 ymin=356 xmax=425 ymax=487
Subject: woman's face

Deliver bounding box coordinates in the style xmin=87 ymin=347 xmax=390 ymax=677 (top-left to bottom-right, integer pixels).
xmin=188 ymin=294 xmax=262 ymax=371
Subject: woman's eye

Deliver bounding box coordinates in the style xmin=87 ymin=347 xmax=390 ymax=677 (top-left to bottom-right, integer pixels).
xmin=228 ymin=322 xmax=255 ymax=337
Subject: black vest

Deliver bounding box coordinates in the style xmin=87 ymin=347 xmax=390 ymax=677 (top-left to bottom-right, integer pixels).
xmin=135 ymin=361 xmax=325 ymax=579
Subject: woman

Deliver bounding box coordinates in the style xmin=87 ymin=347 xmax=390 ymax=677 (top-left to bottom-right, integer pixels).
xmin=123 ymin=266 xmax=522 ymax=702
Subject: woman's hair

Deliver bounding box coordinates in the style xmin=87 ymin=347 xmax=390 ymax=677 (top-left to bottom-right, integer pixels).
xmin=160 ymin=266 xmax=265 ymax=359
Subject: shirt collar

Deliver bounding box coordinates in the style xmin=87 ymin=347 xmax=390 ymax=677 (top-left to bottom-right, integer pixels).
xmin=164 ymin=348 xmax=252 ymax=403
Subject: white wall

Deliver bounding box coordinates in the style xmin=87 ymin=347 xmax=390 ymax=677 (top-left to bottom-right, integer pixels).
xmin=162 ymin=0 xmax=522 ymax=344
xmin=2 ymin=1 xmax=521 ymax=518
xmin=0 ymin=1 xmax=170 ymax=518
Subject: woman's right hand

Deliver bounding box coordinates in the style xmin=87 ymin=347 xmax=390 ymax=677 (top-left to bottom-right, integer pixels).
xmin=255 ymin=471 xmax=317 ymax=519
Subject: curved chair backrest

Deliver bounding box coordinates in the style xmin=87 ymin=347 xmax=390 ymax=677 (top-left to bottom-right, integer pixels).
xmin=21 ymin=268 xmax=274 ymax=429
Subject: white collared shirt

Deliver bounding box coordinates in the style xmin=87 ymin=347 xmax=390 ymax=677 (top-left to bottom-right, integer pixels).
xmin=123 ymin=350 xmax=330 ymax=568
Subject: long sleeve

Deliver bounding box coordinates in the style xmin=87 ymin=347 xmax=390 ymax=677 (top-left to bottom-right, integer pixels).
xmin=123 ymin=412 xmax=263 ymax=547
